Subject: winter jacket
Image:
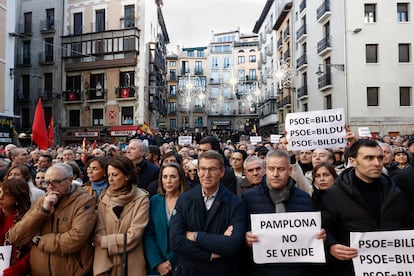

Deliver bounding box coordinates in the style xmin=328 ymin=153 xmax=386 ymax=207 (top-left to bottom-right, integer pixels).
xmin=321 ymin=167 xmax=414 ymax=276
xmin=169 ymin=184 xmax=247 ymax=276
xmin=93 ymin=186 xmax=149 ymax=276
xmin=7 ymin=184 xmax=96 ymax=276
xmin=241 ymin=178 xmax=315 ymax=276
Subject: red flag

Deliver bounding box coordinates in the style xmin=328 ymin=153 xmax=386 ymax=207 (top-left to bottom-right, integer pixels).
xmin=47 ymin=117 xmax=54 ymax=147
xmin=32 ymin=98 xmax=49 ymax=149
xmin=82 ymin=137 xmax=87 ymax=164
xmin=92 ymin=140 xmax=97 ymax=149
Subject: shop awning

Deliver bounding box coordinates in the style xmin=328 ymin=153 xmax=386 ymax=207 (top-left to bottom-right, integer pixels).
xmin=109 ymin=125 xmax=141 ymax=136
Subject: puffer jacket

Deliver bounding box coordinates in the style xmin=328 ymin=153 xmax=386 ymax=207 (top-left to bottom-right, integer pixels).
xmin=321 ymin=167 xmax=413 ymax=276
xmin=7 ymin=185 xmax=97 ymax=276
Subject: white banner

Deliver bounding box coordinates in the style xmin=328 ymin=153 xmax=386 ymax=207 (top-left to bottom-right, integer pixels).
xmin=250 ymin=136 xmax=262 ymax=145
xmin=178 ymin=136 xmax=192 ymax=146
xmin=270 ymin=134 xmax=282 ymax=144
xmin=285 ymin=108 xmax=346 ymax=151
xmin=0 ymin=245 xmax=12 ymax=274
xmin=350 ymin=230 xmax=414 ymax=276
xmin=250 ymin=212 xmax=325 ymax=264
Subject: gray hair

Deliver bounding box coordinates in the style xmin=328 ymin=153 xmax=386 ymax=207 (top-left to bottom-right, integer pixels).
xmin=48 ymin=163 xmax=74 ymax=178
xmin=243 ymin=155 xmax=265 ymax=169
xmin=129 ymin=139 xmax=148 ymax=154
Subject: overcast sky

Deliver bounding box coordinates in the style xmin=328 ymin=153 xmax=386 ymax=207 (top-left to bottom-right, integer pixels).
xmin=162 ymin=0 xmax=267 ymax=52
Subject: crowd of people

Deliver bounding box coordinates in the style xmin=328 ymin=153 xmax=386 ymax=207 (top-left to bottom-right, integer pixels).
xmin=0 ymin=130 xmax=414 ymax=275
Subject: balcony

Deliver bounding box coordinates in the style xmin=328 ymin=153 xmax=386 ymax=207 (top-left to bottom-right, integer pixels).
xmin=40 ymin=89 xmax=55 ymax=101
xmin=317 ymin=0 xmax=331 ymax=23
xmin=194 ymin=69 xmax=204 ymax=75
xmin=169 ymin=74 xmax=177 ymax=81
xmin=277 ymin=100 xmax=283 ymax=110
xmin=194 ymin=105 xmax=204 ymax=113
xmin=38 ymin=52 xmax=54 ymax=65
xmin=283 ymin=95 xmax=292 ymax=107
xmin=296 ymin=54 xmax=307 ymax=71
xmin=115 ymin=86 xmax=136 ymax=99
xmin=16 ymin=90 xmax=31 ymax=102
xmin=297 ymin=86 xmax=308 ymax=99
xmin=318 ymin=73 xmax=332 ymax=90
xmin=283 ymin=50 xmax=290 ymax=61
xmin=296 ymin=24 xmax=307 ymax=43
xmin=18 ymin=23 xmax=32 ymax=35
xmin=62 ymin=90 xmax=82 ymax=103
xmin=120 ymin=17 xmax=138 ymax=29
xmin=86 ymin=88 xmax=106 ymax=102
xmin=317 ymin=36 xmax=332 ymax=56
xmin=40 ymin=19 xmax=55 ymax=33
xmin=283 ymin=27 xmax=290 ymax=41
xmin=277 ymin=37 xmax=283 ymax=50
xmin=300 ymin=0 xmax=307 ymax=13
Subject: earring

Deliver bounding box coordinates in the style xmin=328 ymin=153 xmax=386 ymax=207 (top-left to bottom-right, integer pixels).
xmin=15 ymin=202 xmax=18 ymax=206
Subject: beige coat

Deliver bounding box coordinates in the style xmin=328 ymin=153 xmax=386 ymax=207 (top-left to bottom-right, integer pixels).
xmin=93 ymin=187 xmax=149 ymax=276
xmin=7 ymin=185 xmax=97 ymax=276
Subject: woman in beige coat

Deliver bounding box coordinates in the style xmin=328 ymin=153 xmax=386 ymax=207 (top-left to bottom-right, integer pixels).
xmin=93 ymin=156 xmax=150 ymax=276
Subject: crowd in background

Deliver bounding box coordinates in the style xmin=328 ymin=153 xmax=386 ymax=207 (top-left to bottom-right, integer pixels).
xmin=0 ymin=129 xmax=414 ymax=275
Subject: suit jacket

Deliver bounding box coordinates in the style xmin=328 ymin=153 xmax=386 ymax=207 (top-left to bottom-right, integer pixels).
xmin=169 ymin=184 xmax=247 ymax=276
xmin=144 ymin=194 xmax=177 ymax=274
xmin=137 ymin=159 xmax=160 ymax=190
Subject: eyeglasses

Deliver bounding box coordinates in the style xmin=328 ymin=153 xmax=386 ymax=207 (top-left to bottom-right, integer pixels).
xmin=44 ymin=177 xmax=69 ymax=187
xmin=198 ymin=167 xmax=221 ymax=174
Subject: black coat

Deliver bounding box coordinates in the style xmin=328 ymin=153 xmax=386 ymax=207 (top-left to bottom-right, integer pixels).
xmin=321 ymin=167 xmax=413 ymax=276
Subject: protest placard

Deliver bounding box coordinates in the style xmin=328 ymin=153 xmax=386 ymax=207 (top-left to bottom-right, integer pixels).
xmin=0 ymin=245 xmax=12 ymax=274
xmin=285 ymin=108 xmax=346 ymax=151
xmin=270 ymin=134 xmax=282 ymax=144
xmin=250 ymin=212 xmax=325 ymax=264
xmin=250 ymin=136 xmax=262 ymax=145
xmin=350 ymin=230 xmax=414 ymax=276
xmin=178 ymin=136 xmax=192 ymax=146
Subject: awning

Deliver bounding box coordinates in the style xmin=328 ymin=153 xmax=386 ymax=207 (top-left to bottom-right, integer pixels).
xmin=109 ymin=125 xmax=141 ymax=136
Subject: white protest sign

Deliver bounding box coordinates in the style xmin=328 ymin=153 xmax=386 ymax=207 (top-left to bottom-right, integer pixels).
xmin=178 ymin=136 xmax=192 ymax=146
xmin=250 ymin=136 xmax=262 ymax=145
xmin=270 ymin=134 xmax=282 ymax=144
xmin=350 ymin=230 xmax=414 ymax=276
xmin=250 ymin=212 xmax=325 ymax=264
xmin=358 ymin=127 xmax=371 ymax=138
xmin=0 ymin=245 xmax=12 ymax=274
xmin=285 ymin=108 xmax=346 ymax=151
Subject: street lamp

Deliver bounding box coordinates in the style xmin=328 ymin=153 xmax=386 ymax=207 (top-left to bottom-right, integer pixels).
xmin=274 ymin=61 xmax=293 ymax=89
xmin=315 ymin=64 xmax=345 ymax=75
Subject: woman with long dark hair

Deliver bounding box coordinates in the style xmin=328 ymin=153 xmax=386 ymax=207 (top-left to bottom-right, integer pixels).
xmin=1 ymin=179 xmax=31 ymax=275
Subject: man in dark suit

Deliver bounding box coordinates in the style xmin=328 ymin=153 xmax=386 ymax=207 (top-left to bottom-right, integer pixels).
xmin=170 ymin=150 xmax=247 ymax=276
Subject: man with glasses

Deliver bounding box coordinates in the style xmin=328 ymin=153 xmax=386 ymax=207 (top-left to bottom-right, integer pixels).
xmin=7 ymin=163 xmax=96 ymax=276
xmin=170 ymin=150 xmax=247 ymax=275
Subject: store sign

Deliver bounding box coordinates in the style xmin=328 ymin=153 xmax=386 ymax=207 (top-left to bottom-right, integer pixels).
xmin=0 ymin=116 xmax=13 ymax=144
xmin=213 ymin=120 xmax=231 ymax=126
xmin=74 ymin=131 xmax=99 ymax=138
xmin=110 ymin=130 xmax=137 ymax=136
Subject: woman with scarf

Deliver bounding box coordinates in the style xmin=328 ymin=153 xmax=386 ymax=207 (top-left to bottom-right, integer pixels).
xmin=93 ymin=156 xmax=149 ymax=276
xmin=84 ymin=157 xmax=109 ymax=202
xmin=0 ymin=179 xmax=31 ymax=276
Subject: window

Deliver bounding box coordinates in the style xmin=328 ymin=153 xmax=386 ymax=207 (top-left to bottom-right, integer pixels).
xmin=197 ymin=50 xmax=204 ymax=57
xmin=73 ymin=12 xmax=83 ymax=35
xmin=249 ymin=55 xmax=256 ymax=62
xmin=66 ymin=75 xmax=81 ymax=91
xmin=120 ymin=71 xmax=134 ymax=86
xmin=124 ymin=5 xmax=135 ymax=28
xmin=181 ymin=61 xmax=189 ymax=74
xmin=238 ymin=69 xmax=245 ymax=81
xmin=170 ymin=85 xmax=176 ymax=96
xmin=399 ymin=43 xmax=410 ymax=62
xmin=195 ymin=116 xmax=203 ymax=128
xmin=123 ymin=36 xmax=135 ymax=51
xmin=366 ymin=44 xmax=378 ymax=63
xmin=195 ymin=61 xmax=203 ymax=74
xmin=46 ymin=9 xmax=55 ymax=30
xmin=397 ymin=3 xmax=409 ymax=22
xmin=90 ymin=74 xmax=105 ymax=91
xmin=95 ymin=9 xmax=105 ymax=32
xmin=364 ymin=4 xmax=376 ymax=23
xmin=238 ymin=56 xmax=245 ymax=64
xmin=169 ymin=102 xmax=177 ymax=113
xmin=303 ymin=103 xmax=308 ymax=112
xmin=223 ymin=57 xmax=230 ymax=68
xmin=23 ymin=41 xmax=31 ymax=64
xmin=400 ymin=87 xmax=411 ymax=106
xmin=121 ymin=107 xmax=133 ymax=125
xmin=367 ymin=87 xmax=379 ymax=106
xmin=169 ymin=69 xmax=176 ymax=81
xmin=21 ymin=108 xmax=30 ymax=128
xmin=92 ymin=109 xmax=104 ymax=126
xmin=249 ymin=69 xmax=256 ymax=81
xmin=24 ymin=12 xmax=32 ymax=33
xmin=69 ymin=110 xmax=80 ymax=126
xmin=22 ymin=75 xmax=30 ymax=99
xmin=45 ymin=38 xmax=53 ymax=62
xmin=44 ymin=73 xmax=53 ymax=96
xmin=325 ymin=94 xmax=332 ymax=109
xmin=170 ymin=61 xmax=176 ymax=67
xmin=211 ymin=57 xmax=218 ymax=69
xmin=187 ymin=50 xmax=194 ymax=57
xmin=170 ymin=119 xmax=177 ymax=130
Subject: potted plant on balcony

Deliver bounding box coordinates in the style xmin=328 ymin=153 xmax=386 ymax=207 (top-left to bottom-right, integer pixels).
xmin=67 ymin=90 xmax=79 ymax=101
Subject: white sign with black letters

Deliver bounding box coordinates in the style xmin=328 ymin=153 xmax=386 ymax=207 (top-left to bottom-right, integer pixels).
xmin=178 ymin=136 xmax=192 ymax=146
xmin=285 ymin=108 xmax=346 ymax=151
xmin=0 ymin=245 xmax=12 ymax=274
xmin=250 ymin=212 xmax=325 ymax=264
xmin=350 ymin=230 xmax=414 ymax=276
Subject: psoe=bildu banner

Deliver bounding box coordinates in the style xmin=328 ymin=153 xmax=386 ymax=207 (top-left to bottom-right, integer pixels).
xmin=285 ymin=108 xmax=346 ymax=151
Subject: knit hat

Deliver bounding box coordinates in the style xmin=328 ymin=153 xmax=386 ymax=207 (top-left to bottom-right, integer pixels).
xmin=394 ymin=147 xmax=409 ymax=157
xmin=407 ymin=137 xmax=414 ymax=148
